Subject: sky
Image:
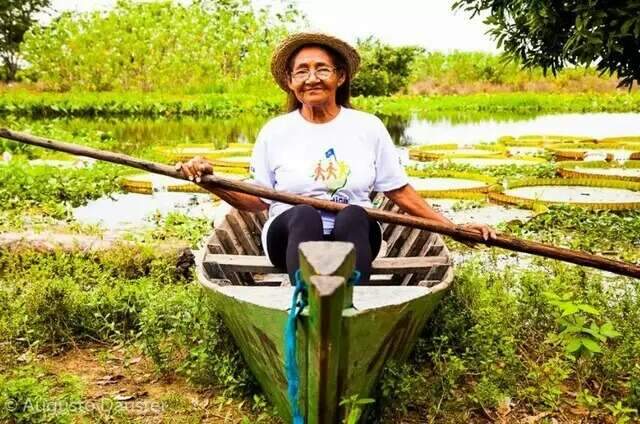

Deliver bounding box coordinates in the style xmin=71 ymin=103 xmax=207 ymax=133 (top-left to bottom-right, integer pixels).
xmin=47 ymin=0 xmax=498 ymax=52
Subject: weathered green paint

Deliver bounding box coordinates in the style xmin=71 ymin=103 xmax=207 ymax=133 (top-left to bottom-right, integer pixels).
xmin=196 ymin=241 xmax=452 ymax=423
xmin=339 ymin=288 xmax=448 ymax=412
xmin=202 ymin=288 xmax=295 ymax=419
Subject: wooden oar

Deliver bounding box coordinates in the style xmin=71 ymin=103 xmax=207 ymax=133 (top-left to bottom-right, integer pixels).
xmin=2 ymin=127 xmax=639 ymax=279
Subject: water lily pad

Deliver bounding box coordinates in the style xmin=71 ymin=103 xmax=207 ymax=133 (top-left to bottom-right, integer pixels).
xmin=408 ymin=176 xmax=489 ymax=193
xmin=161 ymin=144 xmax=252 ymax=162
xmin=441 ymin=157 xmax=546 ymax=167
xmin=410 ymin=148 xmax=504 ymax=161
xmin=505 ymin=186 xmax=640 ymax=204
xmin=558 ymin=161 xmax=640 ymax=181
xmin=121 ymin=172 xmax=246 ymax=194
xmin=490 ymin=178 xmax=640 ymax=210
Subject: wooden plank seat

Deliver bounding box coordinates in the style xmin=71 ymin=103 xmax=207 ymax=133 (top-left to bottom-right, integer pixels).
xmin=203 ymin=253 xmax=450 ymax=275
xmin=204 ymin=194 xmax=452 ymax=286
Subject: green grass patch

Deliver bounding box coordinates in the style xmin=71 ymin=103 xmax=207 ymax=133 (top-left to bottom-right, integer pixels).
xmin=1 ymin=92 xmax=638 ymax=119
xmin=0 ymin=160 xmax=125 ymax=222
xmin=377 ymin=258 xmax=640 ymax=422
xmin=0 ymin=91 xmax=283 ymax=118
xmin=0 ymin=245 xmax=255 ymax=398
xmin=356 ymin=92 xmax=640 ymax=116
xmin=0 ymin=366 xmax=84 ymax=424
xmin=502 ymin=205 xmax=640 ymax=262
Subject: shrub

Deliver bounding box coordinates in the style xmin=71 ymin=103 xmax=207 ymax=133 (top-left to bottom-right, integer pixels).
xmin=351 ymin=37 xmax=423 ymax=96
xmin=382 ymin=257 xmax=640 ymax=421
xmin=19 ymin=0 xmax=299 ymax=94
xmin=138 ymin=285 xmax=253 ymax=394
xmin=0 ymin=366 xmax=83 ymax=424
xmin=0 ymin=161 xmax=123 ymax=219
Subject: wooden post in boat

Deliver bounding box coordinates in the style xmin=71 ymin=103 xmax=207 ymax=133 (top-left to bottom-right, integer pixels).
xmin=299 ymin=242 xmax=356 ymax=423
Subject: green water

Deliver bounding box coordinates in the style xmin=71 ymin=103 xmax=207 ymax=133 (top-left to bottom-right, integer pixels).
xmin=1 ymin=110 xmax=639 ymax=157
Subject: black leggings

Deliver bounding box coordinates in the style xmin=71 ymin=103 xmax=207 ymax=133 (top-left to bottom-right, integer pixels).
xmin=266 ymin=205 xmax=382 ymax=283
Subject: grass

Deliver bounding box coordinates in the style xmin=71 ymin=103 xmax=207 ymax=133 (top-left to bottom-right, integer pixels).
xmin=376 ymin=257 xmax=639 ymax=423
xmin=502 ymin=205 xmax=640 ymax=262
xmin=0 ymin=245 xmax=268 ymax=413
xmin=1 ymin=89 xmax=639 ymax=119
xmin=2 ymin=199 xmax=640 ymax=423
xmin=0 ymin=348 xmax=278 ymax=423
xmin=2 ymin=237 xmax=638 ymax=423
xmin=0 ymin=89 xmax=283 ymax=118
xmin=356 ymin=92 xmax=640 ymax=117
xmin=408 ymin=51 xmax=619 ymax=95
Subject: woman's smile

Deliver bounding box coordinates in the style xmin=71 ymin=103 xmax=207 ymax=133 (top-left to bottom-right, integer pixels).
xmin=304 ymin=86 xmax=324 ymax=93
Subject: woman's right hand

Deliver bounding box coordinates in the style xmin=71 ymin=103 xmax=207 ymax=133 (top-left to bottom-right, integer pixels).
xmin=175 ymin=156 xmax=213 ymax=183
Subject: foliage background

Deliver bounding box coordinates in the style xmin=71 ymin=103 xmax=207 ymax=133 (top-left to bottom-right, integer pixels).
xmin=19 ymin=0 xmax=300 ymax=93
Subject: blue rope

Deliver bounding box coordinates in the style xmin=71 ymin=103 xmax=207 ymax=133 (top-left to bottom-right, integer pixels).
xmin=285 ymin=270 xmax=307 ymax=424
xmin=349 ymin=269 xmax=361 ymax=286
xmin=284 ymin=268 xmax=361 ymax=424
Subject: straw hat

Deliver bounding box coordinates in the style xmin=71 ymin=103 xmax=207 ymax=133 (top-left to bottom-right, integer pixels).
xmin=270 ymin=32 xmax=361 ymax=91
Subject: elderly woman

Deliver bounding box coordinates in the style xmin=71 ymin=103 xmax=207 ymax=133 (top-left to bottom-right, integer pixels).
xmin=178 ymin=32 xmax=495 ymax=282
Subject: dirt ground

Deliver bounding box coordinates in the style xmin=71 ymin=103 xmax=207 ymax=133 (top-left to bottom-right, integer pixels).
xmin=39 ymin=345 xmax=276 ymax=423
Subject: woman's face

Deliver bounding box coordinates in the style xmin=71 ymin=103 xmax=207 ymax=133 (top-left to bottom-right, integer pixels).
xmin=287 ymin=46 xmax=345 ymax=108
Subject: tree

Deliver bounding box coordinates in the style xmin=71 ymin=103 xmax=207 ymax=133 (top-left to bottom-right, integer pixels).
xmin=453 ymin=0 xmax=640 ymax=88
xmin=0 ymin=0 xmax=50 ymax=81
xmin=351 ymin=37 xmax=424 ymax=96
xmin=20 ymin=0 xmax=300 ymax=92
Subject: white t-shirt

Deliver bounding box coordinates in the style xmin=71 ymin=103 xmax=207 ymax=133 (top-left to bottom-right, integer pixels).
xmin=250 ymin=107 xmax=408 ymax=255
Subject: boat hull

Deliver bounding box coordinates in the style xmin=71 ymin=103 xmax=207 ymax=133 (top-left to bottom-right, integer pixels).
xmin=198 ymin=277 xmax=451 ymax=422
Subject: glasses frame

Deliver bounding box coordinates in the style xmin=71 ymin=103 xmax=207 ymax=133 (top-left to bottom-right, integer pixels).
xmin=289 ymin=66 xmax=338 ymax=83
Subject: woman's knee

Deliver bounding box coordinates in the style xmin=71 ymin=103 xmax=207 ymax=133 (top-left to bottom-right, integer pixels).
xmin=334 ymin=205 xmax=369 ymax=235
xmin=288 ymin=205 xmax=323 ymax=232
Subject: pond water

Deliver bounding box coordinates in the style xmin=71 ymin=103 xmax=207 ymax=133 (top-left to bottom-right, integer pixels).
xmin=428 ymin=198 xmax=533 ymax=226
xmin=2 ymin=110 xmax=638 ymax=230
xmin=3 ymin=111 xmax=638 ymax=154
xmin=73 ymin=192 xmax=220 ymax=230
xmin=73 ymin=191 xmax=533 ymax=231
xmin=401 ymin=112 xmax=640 ymax=146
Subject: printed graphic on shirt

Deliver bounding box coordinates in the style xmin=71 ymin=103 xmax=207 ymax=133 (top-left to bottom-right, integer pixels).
xmin=331 ymin=191 xmax=349 ymax=204
xmin=311 ymin=148 xmax=350 ymax=196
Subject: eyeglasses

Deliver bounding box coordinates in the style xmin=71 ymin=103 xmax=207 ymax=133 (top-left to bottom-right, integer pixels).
xmin=290 ymin=67 xmax=337 ymax=82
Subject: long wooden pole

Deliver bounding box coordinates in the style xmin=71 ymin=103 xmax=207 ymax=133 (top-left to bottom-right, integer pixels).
xmin=2 ymin=127 xmax=639 ymax=279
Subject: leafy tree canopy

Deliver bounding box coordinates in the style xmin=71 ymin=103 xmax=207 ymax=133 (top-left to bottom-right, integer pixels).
xmin=20 ymin=0 xmax=301 ymax=92
xmin=351 ymin=37 xmax=424 ymax=97
xmin=453 ymin=0 xmax=640 ymax=88
xmin=0 ymin=0 xmax=50 ymax=81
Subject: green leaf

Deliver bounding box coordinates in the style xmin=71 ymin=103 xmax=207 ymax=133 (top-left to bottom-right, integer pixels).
xmin=582 ymin=327 xmax=606 ymax=341
xmin=621 ymin=19 xmax=635 ymax=34
xmin=565 ymin=338 xmax=582 ymax=353
xmin=600 ymin=322 xmax=621 ymax=338
xmin=577 ymin=304 xmax=600 ymax=315
xmin=581 ymin=338 xmax=602 ymax=353
xmin=560 ymin=303 xmax=579 ymax=316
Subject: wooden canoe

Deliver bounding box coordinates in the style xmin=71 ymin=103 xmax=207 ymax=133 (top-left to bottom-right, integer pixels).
xmin=194 ymin=194 xmax=453 ymax=423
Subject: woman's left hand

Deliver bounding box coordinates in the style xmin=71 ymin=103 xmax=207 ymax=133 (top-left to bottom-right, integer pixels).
xmin=459 ymin=222 xmax=497 ymax=241
xmin=453 ymin=223 xmax=497 ymax=248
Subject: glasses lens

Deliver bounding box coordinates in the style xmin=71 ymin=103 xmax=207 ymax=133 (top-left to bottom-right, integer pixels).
xmin=291 ymin=68 xmax=334 ymax=81
xmin=292 ymin=71 xmax=309 ymax=81
xmin=316 ymin=69 xmax=332 ymax=79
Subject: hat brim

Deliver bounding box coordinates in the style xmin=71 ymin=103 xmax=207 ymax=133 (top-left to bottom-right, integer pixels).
xmin=271 ymin=32 xmax=360 ymax=91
